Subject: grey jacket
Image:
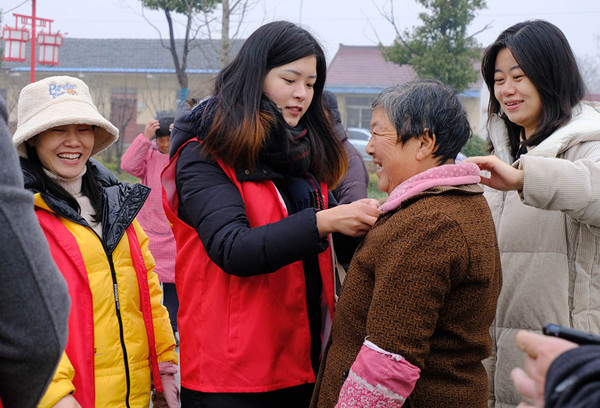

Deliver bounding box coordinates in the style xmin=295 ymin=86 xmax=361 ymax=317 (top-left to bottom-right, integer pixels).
xmin=484 ymin=102 xmax=600 ymax=407
xmin=0 ymin=96 xmax=70 ymax=408
xmin=333 ymin=132 xmax=369 ymax=205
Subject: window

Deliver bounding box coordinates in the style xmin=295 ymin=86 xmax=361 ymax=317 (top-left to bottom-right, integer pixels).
xmin=345 ymin=95 xmax=374 ymax=129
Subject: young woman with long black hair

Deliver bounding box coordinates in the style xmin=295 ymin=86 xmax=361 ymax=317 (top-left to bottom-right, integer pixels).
xmin=467 ymin=20 xmax=600 ymax=407
xmin=163 ymin=21 xmax=380 ymax=408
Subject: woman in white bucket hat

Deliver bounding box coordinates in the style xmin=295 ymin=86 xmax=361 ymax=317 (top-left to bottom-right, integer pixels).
xmin=13 ymin=76 xmax=178 ymax=408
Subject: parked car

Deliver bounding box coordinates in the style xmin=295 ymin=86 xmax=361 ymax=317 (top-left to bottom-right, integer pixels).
xmin=346 ymin=127 xmax=371 ymax=161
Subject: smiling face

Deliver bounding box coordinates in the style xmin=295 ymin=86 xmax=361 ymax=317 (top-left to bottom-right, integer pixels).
xmin=31 ymin=124 xmax=95 ymax=179
xmin=367 ymin=108 xmax=422 ymax=195
xmin=262 ymin=55 xmax=317 ymax=127
xmin=493 ymin=48 xmax=543 ymax=139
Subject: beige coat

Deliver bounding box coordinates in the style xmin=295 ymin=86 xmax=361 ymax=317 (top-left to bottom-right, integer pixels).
xmin=484 ymin=102 xmax=600 ymax=407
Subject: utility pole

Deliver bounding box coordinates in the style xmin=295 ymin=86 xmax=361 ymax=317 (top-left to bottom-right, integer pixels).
xmin=30 ymin=0 xmax=36 ymax=82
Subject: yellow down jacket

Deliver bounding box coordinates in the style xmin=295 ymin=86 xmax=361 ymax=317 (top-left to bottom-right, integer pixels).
xmin=22 ymin=159 xmax=177 ymax=408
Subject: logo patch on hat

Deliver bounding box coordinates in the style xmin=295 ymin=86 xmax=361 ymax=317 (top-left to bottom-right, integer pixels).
xmin=49 ymin=83 xmax=78 ymax=99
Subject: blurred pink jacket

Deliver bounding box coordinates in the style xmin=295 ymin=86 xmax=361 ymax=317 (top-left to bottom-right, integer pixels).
xmin=121 ymin=134 xmax=175 ymax=283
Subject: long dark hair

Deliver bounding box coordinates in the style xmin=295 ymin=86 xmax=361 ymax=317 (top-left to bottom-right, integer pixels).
xmin=481 ymin=20 xmax=586 ymax=158
xmin=203 ymin=20 xmax=346 ymax=187
xmin=23 ymin=143 xmax=103 ymax=222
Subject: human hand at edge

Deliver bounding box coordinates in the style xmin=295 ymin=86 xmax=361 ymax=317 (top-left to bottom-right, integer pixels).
xmin=316 ymin=198 xmax=381 ymax=238
xmin=153 ymin=361 xmax=179 ymax=408
xmin=153 ymin=392 xmax=179 ymax=408
xmin=52 ymin=394 xmax=82 ymax=408
xmin=510 ymin=330 xmax=578 ymax=408
xmin=466 ymin=155 xmax=524 ymax=191
xmin=144 ymin=119 xmax=161 ymax=140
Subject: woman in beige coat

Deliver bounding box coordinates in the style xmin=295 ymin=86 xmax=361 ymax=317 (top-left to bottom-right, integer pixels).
xmin=467 ymin=20 xmax=600 ymax=408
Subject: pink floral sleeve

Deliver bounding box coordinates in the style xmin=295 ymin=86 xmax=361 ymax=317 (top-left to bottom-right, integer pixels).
xmin=335 ymin=340 xmax=421 ymax=407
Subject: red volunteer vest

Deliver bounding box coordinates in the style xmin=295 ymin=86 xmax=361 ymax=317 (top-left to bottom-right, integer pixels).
xmin=162 ymin=139 xmax=335 ymax=392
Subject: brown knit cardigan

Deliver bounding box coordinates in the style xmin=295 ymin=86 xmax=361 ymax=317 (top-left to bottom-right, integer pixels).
xmin=311 ymin=184 xmax=502 ymax=408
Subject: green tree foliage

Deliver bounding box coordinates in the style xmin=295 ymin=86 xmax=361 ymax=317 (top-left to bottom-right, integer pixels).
xmin=461 ymin=135 xmax=489 ymax=157
xmin=140 ymin=0 xmax=220 ymax=101
xmin=382 ymin=0 xmax=486 ymax=92
xmin=142 ymin=0 xmax=218 ymax=14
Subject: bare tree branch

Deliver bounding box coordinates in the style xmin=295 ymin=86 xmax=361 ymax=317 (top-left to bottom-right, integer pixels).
xmin=229 ymin=0 xmax=257 ymax=40
xmin=467 ymin=21 xmax=493 ymax=39
xmin=138 ymin=0 xmax=257 ymax=99
xmin=137 ymin=6 xmax=168 ymax=49
xmin=196 ymin=0 xmax=259 ymax=68
xmin=374 ymin=0 xmax=420 ymax=56
xmin=164 ymin=10 xmax=182 ymax=76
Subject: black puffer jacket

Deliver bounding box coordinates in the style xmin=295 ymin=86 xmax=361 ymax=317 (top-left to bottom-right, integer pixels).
xmin=21 ymin=158 xmax=149 ymax=254
xmin=170 ymin=100 xmax=332 ymax=277
xmin=333 ymin=122 xmax=369 ymax=205
xmin=545 ymin=345 xmax=600 ymax=407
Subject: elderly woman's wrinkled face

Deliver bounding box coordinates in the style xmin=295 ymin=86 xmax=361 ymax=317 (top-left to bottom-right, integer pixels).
xmin=30 ymin=124 xmax=95 ymax=179
xmin=367 ymin=108 xmax=421 ymax=195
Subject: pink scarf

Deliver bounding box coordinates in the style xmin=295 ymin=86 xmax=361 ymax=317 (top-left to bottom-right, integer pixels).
xmin=379 ymin=162 xmax=481 ymax=213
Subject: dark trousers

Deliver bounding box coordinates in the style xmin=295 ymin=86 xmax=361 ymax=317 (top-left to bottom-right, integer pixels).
xmin=162 ymin=282 xmax=179 ymax=333
xmin=180 ymin=383 xmax=314 ymax=408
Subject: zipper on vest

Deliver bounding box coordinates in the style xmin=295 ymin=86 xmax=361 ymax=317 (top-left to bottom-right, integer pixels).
xmin=108 ymin=255 xmax=132 ymax=408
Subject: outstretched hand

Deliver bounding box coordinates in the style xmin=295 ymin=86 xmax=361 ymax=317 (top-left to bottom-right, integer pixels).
xmin=316 ymin=198 xmax=381 ymax=237
xmin=510 ymin=330 xmax=578 ymax=408
xmin=466 ymin=155 xmax=524 ymax=191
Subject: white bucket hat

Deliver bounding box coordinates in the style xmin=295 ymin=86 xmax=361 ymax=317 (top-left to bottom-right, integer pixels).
xmin=12 ymin=76 xmax=119 ymax=158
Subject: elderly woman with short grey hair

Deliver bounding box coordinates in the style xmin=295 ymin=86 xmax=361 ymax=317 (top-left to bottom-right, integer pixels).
xmin=311 ymin=79 xmax=502 ymax=408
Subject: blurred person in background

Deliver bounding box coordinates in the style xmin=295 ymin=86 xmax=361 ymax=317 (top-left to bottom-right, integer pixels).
xmin=122 ymin=116 xmax=179 ymax=341
xmin=322 ymin=91 xmax=368 ymax=205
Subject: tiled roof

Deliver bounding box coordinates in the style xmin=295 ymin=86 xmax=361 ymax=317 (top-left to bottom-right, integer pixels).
xmin=2 ymin=37 xmax=243 ymax=73
xmin=326 ymin=44 xmax=481 ymax=94
xmin=586 ymin=93 xmax=600 ymax=101
xmin=326 ymin=45 xmax=416 ymax=90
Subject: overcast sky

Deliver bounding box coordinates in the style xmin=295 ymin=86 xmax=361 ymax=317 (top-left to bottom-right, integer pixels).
xmin=2 ymin=0 xmax=600 ymax=62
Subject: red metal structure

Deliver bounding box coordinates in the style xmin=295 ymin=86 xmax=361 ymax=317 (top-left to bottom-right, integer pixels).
xmin=2 ymin=26 xmax=30 ymax=62
xmin=1 ymin=0 xmax=64 ymax=82
xmin=37 ymin=32 xmax=63 ymax=66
